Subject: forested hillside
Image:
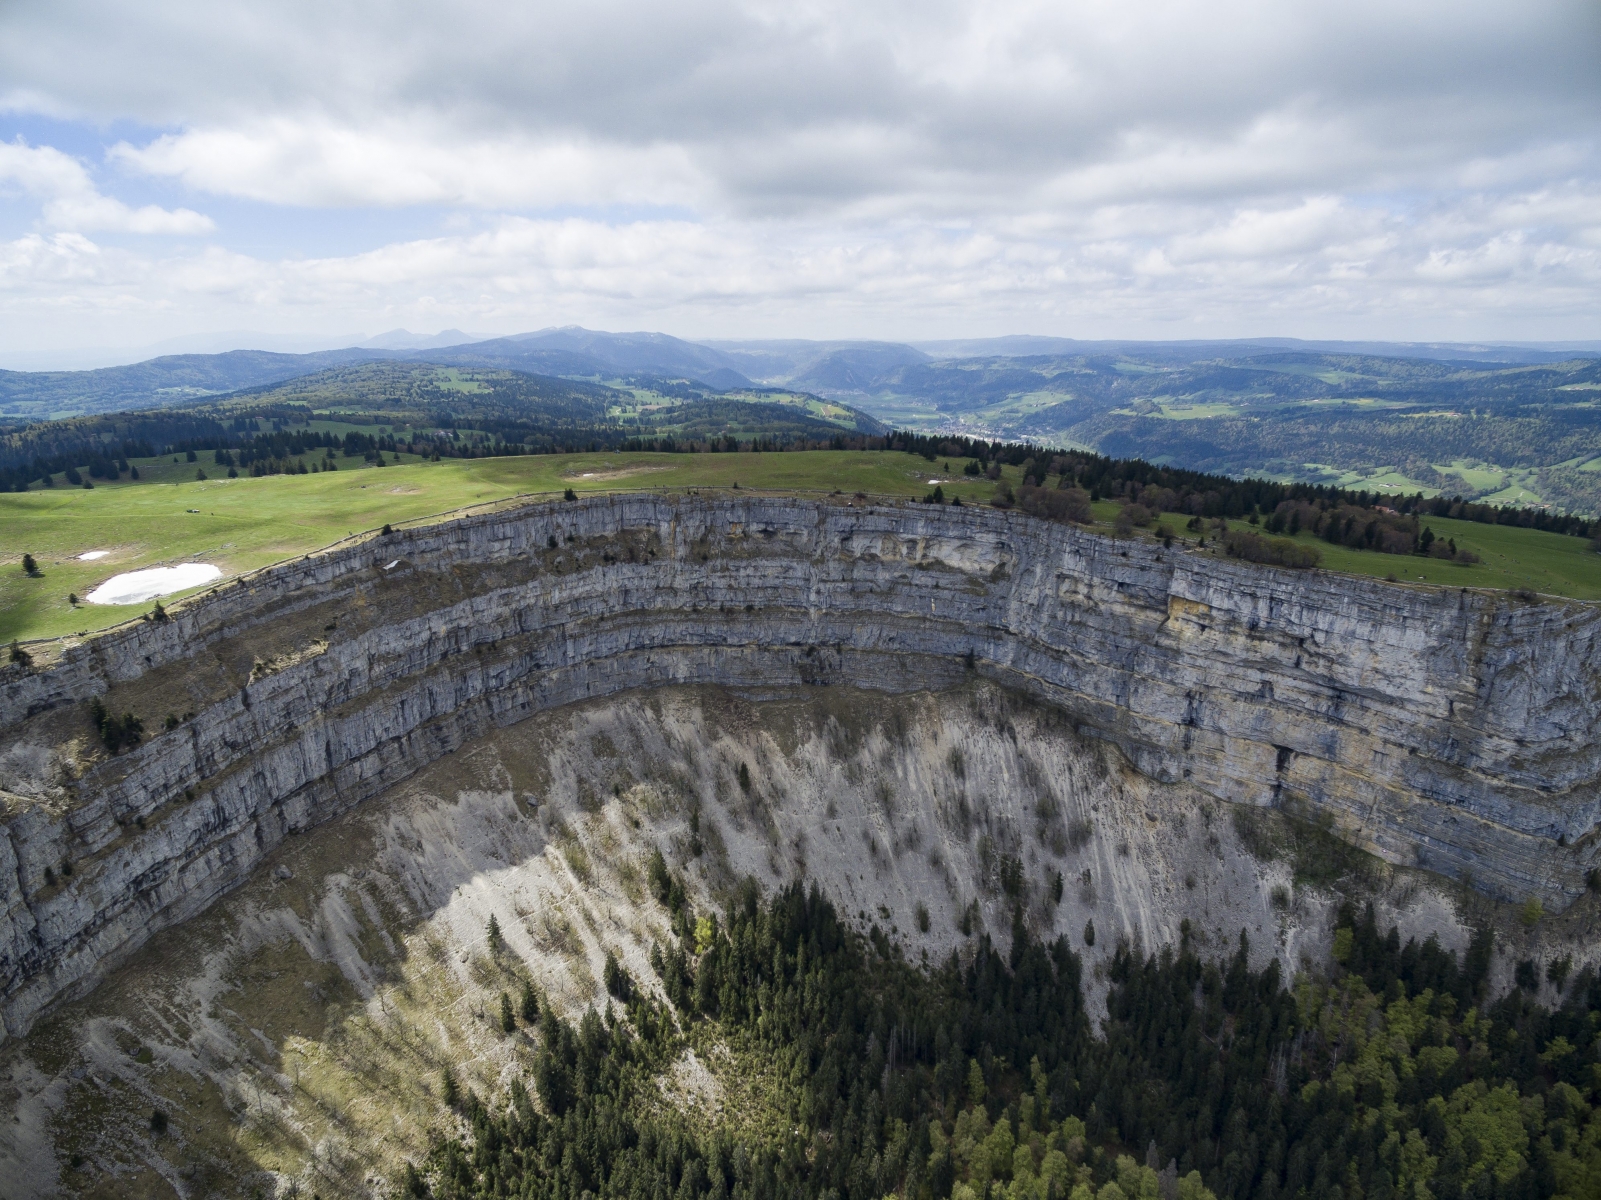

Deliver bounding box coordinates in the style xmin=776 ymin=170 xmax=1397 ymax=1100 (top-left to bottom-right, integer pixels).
xmin=8 ymin=334 xmax=1601 ymax=512
xmin=0 ymin=364 xmax=884 ymax=487
xmin=415 ymin=873 xmax=1601 ymax=1200
xmin=800 ymin=351 xmax=1601 ymax=515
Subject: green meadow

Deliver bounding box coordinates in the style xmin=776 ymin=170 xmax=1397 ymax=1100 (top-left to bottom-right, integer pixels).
xmin=0 ymin=450 xmax=991 ymax=643
xmin=1283 ymin=515 xmax=1601 ymax=598
xmin=4 ymin=449 xmax=1599 ymax=645
xmin=1240 ymin=516 xmax=1596 ymax=597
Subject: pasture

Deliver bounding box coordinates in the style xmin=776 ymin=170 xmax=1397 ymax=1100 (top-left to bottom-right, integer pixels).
xmin=4 ymin=448 xmax=1599 ymax=645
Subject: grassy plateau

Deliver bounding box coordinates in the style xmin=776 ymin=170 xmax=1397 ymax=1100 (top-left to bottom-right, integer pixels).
xmin=4 ymin=449 xmax=1600 ymax=645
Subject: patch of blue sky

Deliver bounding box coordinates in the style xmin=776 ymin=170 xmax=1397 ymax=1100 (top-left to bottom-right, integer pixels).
xmin=1 ymin=113 xmax=703 ymax=257
xmin=0 ymin=111 xmax=160 ymax=158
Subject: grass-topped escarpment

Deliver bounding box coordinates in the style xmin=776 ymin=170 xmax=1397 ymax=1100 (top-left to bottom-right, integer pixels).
xmin=1 ymin=491 xmax=1599 ymax=1199
xmin=7 ymin=441 xmax=1601 ymax=646
xmin=3 ymin=492 xmax=1599 ymax=1056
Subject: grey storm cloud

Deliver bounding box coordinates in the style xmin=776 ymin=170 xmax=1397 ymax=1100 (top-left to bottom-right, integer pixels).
xmin=0 ymin=0 xmax=1597 ymax=346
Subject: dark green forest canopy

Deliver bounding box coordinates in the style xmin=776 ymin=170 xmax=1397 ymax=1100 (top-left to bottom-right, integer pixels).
xmin=941 ymin=437 xmax=1595 ymax=541
xmin=416 ymin=878 xmax=1601 ymax=1200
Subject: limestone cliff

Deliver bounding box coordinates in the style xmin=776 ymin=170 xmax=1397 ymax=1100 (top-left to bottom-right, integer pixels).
xmin=0 ymin=685 xmax=1341 ymax=1197
xmin=1 ymin=494 xmax=1597 ymax=1044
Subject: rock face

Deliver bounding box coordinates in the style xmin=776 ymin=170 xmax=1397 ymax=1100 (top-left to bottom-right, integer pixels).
xmin=1 ymin=494 xmax=1598 ymax=1042
xmin=0 ymin=684 xmax=1370 ymax=1198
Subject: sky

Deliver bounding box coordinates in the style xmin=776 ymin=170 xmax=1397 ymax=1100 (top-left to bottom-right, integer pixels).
xmin=0 ymin=0 xmax=1598 ymax=363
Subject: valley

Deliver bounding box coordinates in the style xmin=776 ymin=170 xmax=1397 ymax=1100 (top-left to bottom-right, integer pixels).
xmin=8 ymin=0 xmax=1601 ymax=1192
xmin=3 ymin=494 xmax=1600 ymax=1196
xmin=9 ymin=332 xmax=1601 ymax=515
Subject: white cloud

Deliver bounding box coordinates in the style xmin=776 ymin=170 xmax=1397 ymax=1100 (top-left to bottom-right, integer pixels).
xmin=0 ymin=139 xmax=213 ymax=234
xmin=0 ymin=190 xmax=1594 ymax=345
xmin=0 ymin=0 xmax=1598 ymax=342
xmin=113 ymin=121 xmax=706 ymax=210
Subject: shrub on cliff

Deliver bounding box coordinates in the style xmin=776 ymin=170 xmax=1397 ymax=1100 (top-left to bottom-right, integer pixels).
xmin=1018 ymin=483 xmax=1092 ymax=524
xmin=1221 ymin=528 xmax=1321 ymax=569
xmin=89 ymin=698 xmax=144 ymax=754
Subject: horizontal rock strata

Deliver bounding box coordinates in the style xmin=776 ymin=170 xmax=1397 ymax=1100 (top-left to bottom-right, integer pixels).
xmin=1 ymin=493 xmax=1598 ymax=1041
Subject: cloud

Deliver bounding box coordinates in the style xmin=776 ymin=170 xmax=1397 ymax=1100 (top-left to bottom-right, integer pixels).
xmin=113 ymin=121 xmax=706 ymax=210
xmin=0 ymin=0 xmax=1597 ymax=342
xmin=0 ymin=188 xmax=1595 ymax=346
xmin=0 ymin=139 xmax=213 ymax=234
xmin=9 ymin=1 xmax=1595 ymax=216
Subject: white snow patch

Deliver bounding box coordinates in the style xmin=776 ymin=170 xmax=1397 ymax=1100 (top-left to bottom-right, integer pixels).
xmin=77 ymin=550 xmax=109 ymax=561
xmin=84 ymin=563 xmax=222 ymax=605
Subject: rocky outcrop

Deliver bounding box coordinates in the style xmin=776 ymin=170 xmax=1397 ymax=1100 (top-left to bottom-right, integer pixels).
xmin=1 ymin=494 xmax=1598 ymax=1042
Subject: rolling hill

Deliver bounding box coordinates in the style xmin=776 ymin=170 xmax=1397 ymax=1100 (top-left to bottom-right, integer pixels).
xmin=8 ymin=327 xmax=1601 ymax=512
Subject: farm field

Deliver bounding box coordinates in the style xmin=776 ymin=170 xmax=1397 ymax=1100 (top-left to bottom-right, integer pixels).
xmin=4 ymin=449 xmax=1600 ymax=645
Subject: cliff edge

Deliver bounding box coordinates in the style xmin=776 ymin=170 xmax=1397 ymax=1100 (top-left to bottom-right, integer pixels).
xmin=1 ymin=494 xmax=1597 ymax=1042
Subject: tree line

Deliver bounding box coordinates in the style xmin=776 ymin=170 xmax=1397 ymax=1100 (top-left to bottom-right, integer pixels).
xmin=4 ymin=409 xmax=1594 ymax=545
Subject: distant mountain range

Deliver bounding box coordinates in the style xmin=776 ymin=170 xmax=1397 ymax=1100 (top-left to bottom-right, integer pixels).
xmin=5 ymin=325 xmax=1601 ymax=512
xmin=904 ymin=336 xmax=1601 ymax=364
xmin=356 ymin=328 xmax=487 ymax=350
xmin=449 ymin=328 xmax=753 ymax=389
xmin=0 ymin=327 xmax=759 ymax=423
xmin=6 ymin=326 xmax=1597 ymax=424
xmin=0 ymin=360 xmax=888 ymax=486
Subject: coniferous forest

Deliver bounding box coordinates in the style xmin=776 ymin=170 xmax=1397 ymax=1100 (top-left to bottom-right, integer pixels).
xmin=407 ymin=867 xmax=1601 ymax=1200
